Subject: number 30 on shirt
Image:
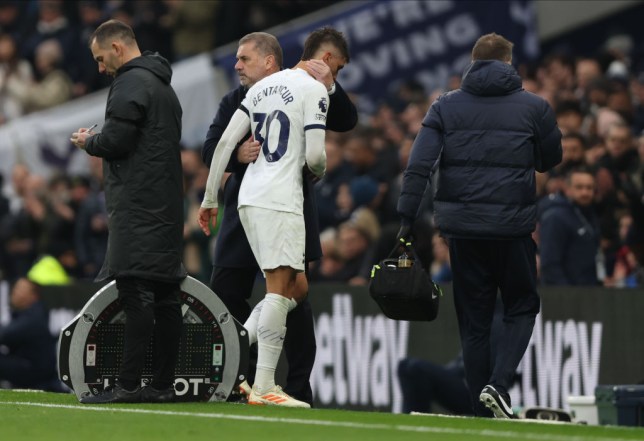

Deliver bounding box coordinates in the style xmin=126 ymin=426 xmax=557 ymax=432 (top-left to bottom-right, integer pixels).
xmin=253 ymin=111 xmax=290 ymax=163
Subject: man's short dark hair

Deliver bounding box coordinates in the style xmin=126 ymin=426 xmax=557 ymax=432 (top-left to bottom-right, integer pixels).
xmin=555 ymin=99 xmax=582 ymax=117
xmin=562 ymin=132 xmax=587 ymax=149
xmin=301 ymin=26 xmax=350 ymax=62
xmin=471 ymin=33 xmax=513 ymax=62
xmin=239 ymin=32 xmax=283 ymax=69
xmin=89 ymin=19 xmax=136 ymax=48
xmin=565 ymin=166 xmax=594 ymax=184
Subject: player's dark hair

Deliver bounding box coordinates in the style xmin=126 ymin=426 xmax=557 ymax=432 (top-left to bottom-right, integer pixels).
xmin=471 ymin=33 xmax=513 ymax=62
xmin=90 ymin=19 xmax=136 ymax=48
xmin=239 ymin=32 xmax=283 ymax=69
xmin=301 ymin=26 xmax=350 ymax=62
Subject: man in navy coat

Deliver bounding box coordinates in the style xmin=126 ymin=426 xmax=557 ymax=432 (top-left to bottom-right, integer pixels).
xmin=397 ymin=33 xmax=562 ymax=418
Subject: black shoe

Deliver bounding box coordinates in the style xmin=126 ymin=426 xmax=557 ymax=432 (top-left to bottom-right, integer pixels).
xmin=479 ymin=385 xmax=517 ymax=419
xmin=141 ymin=385 xmax=176 ymax=403
xmin=80 ymin=382 xmax=142 ymax=404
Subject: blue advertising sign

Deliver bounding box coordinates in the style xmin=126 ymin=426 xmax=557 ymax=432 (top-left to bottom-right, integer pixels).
xmin=212 ymin=0 xmax=538 ymax=110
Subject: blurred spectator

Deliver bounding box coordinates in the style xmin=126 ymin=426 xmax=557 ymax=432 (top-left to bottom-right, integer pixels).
xmin=20 ymin=0 xmax=80 ymax=80
xmin=0 ymin=32 xmax=33 ymax=124
xmin=584 ymin=135 xmax=607 ymax=167
xmin=315 ymin=136 xmax=354 ymax=231
xmin=334 ymin=175 xmax=379 ymax=224
xmin=611 ymin=130 xmax=644 ymax=270
xmin=560 ymin=132 xmax=587 ymax=171
xmin=399 ymin=100 xmax=428 ymax=136
xmin=73 ymin=172 xmax=107 ymax=279
xmin=344 ymin=129 xmax=386 ymax=181
xmin=587 ymin=76 xmax=612 ymax=109
xmin=398 ymin=354 xmax=471 ymax=415
xmin=342 ymin=130 xmax=391 ymax=220
xmin=0 ymin=170 xmax=45 ymax=283
xmin=607 ymin=86 xmax=633 ymax=124
xmin=0 ymin=251 xmax=69 ymax=391
xmin=594 ymin=106 xmax=625 ymax=139
xmin=17 ymin=38 xmax=73 ymax=113
xmin=542 ymin=53 xmax=575 ymax=94
xmin=128 ymin=1 xmax=173 ymax=60
xmin=575 ymin=57 xmax=602 ymax=100
xmin=606 ymin=213 xmax=642 ymax=287
xmin=310 ymin=207 xmax=380 ymax=285
xmin=181 ymin=147 xmax=210 ymax=283
xmin=430 ymin=232 xmax=452 ymax=283
xmin=555 ymin=99 xmax=583 ymax=134
xmin=160 ymin=0 xmax=219 ymax=60
xmin=385 ymin=79 xmax=427 ymax=113
xmin=0 ymin=1 xmax=29 ymax=40
xmin=7 ymin=162 xmax=29 ymax=213
xmin=599 ymin=121 xmax=638 ymax=171
xmin=39 ymin=175 xmax=77 ymax=269
xmin=73 ymin=0 xmax=110 ymax=97
xmin=546 ymin=132 xmax=588 ymax=195
xmin=538 ymin=168 xmax=601 ymax=285
xmin=594 ymin=122 xmax=639 ymax=240
xmin=309 ymin=227 xmax=343 ymax=282
xmin=0 ymin=277 xmax=59 ymax=390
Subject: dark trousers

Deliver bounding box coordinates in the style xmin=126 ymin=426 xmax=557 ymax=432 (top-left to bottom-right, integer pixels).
xmin=448 ymin=237 xmax=540 ymax=416
xmin=0 ymin=354 xmax=59 ymax=390
xmin=116 ymin=278 xmax=182 ymax=390
xmin=210 ymin=265 xmax=316 ymax=404
xmin=398 ymin=357 xmax=472 ymax=415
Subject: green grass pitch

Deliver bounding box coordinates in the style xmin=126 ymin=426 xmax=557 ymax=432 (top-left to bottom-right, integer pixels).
xmin=1 ymin=390 xmax=643 ymax=441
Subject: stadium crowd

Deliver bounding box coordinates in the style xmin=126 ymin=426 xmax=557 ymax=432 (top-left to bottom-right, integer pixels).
xmin=1 ymin=2 xmax=643 ymax=291
xmin=0 ymin=0 xmax=337 ymax=124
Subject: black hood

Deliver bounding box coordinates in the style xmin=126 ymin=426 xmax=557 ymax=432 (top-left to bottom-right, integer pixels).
xmin=461 ymin=60 xmax=522 ymax=97
xmin=118 ymin=51 xmax=172 ymax=84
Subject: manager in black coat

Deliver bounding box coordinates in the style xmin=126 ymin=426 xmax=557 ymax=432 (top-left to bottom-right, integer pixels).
xmin=72 ymin=20 xmax=186 ymax=404
xmin=397 ymin=33 xmax=562 ymax=418
xmin=202 ymin=29 xmax=357 ymax=404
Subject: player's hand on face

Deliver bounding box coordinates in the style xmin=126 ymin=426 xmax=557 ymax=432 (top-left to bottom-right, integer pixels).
xmin=237 ymin=136 xmax=261 ymax=164
xmin=304 ymin=59 xmax=333 ymax=90
xmin=198 ymin=206 xmax=218 ymax=236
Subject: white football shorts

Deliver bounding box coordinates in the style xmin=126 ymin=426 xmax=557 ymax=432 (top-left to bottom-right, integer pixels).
xmin=238 ymin=205 xmax=305 ymax=273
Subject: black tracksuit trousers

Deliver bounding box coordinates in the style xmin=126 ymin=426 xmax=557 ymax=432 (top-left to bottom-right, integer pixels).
xmin=116 ymin=278 xmax=182 ymax=391
xmin=448 ymin=236 xmax=540 ymax=416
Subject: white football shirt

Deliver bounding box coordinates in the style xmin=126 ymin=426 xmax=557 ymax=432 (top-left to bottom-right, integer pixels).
xmin=238 ymin=68 xmax=328 ymax=214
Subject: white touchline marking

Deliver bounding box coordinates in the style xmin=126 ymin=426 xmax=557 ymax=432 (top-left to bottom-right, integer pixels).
xmin=0 ymin=401 xmax=637 ymax=441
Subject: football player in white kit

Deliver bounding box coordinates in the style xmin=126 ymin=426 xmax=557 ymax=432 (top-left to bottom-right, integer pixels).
xmin=199 ymin=62 xmax=328 ymax=408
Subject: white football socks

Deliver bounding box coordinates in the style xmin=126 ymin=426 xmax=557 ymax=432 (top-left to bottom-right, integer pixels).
xmin=253 ymin=293 xmax=296 ymax=394
xmin=244 ymin=299 xmax=264 ymax=346
xmin=244 ymin=297 xmax=297 ymax=346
